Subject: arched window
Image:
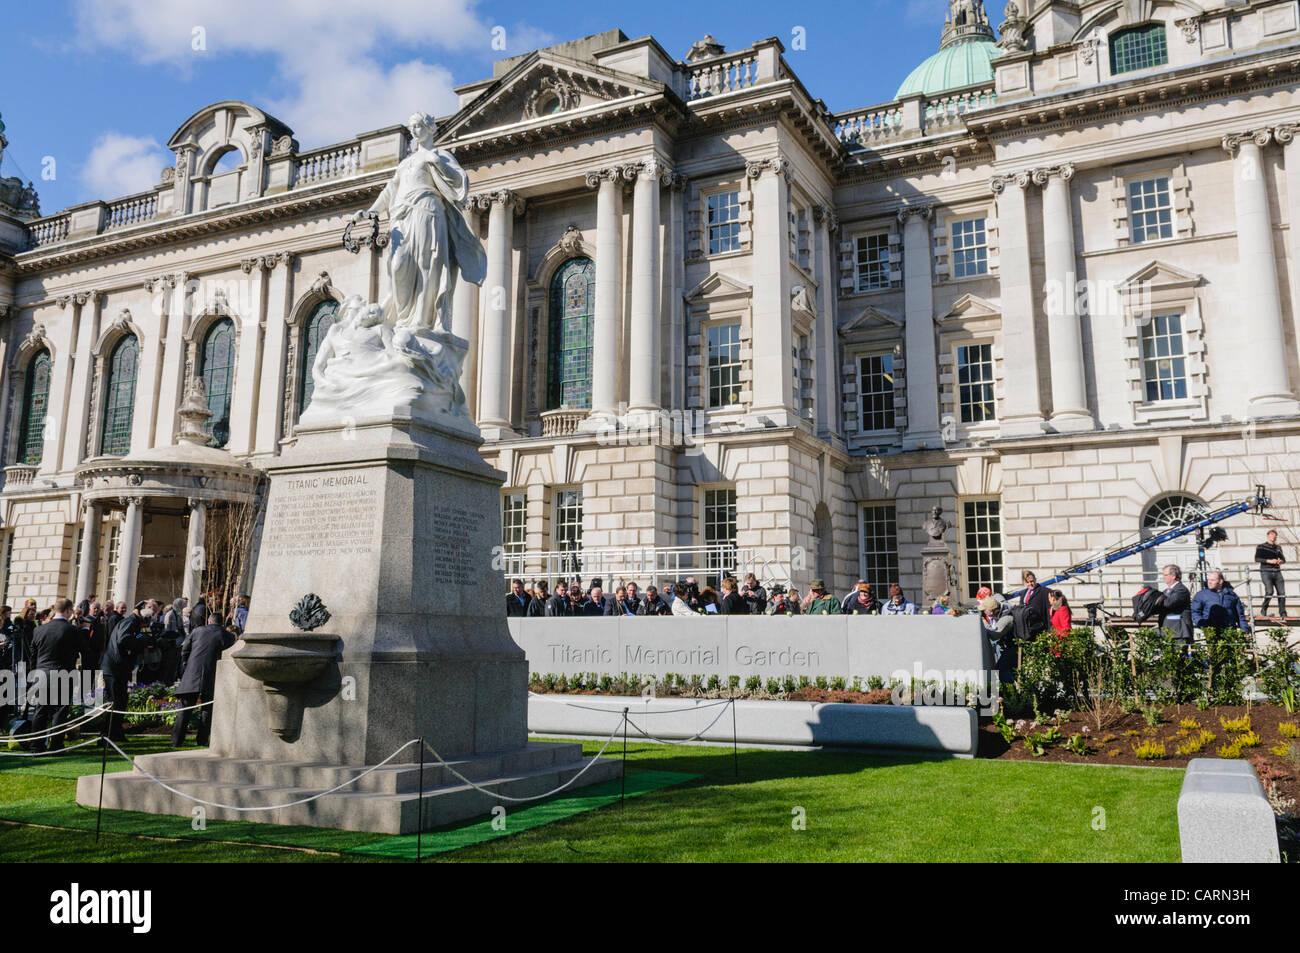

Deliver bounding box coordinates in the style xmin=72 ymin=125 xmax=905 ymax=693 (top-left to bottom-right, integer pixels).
xmin=299 ymin=299 xmax=339 ymax=415
xmin=17 ymin=349 xmax=51 ymax=465
xmin=547 ymin=257 xmax=594 ymax=410
xmin=1109 ymin=23 xmax=1167 ymax=75
xmin=201 ymin=318 xmax=236 ymax=447
xmin=1141 ymin=494 xmax=1209 ymax=583
xmin=101 ymin=335 xmax=139 ymax=457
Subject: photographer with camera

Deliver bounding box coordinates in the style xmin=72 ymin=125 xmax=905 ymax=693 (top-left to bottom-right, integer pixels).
xmin=740 ymin=573 xmax=767 ymax=615
xmin=766 ymin=583 xmax=799 ymax=615
xmin=101 ymin=601 xmax=160 ymax=741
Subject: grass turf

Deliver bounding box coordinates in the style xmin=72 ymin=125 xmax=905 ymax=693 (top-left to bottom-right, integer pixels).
xmin=0 ymin=736 xmax=1184 ymax=862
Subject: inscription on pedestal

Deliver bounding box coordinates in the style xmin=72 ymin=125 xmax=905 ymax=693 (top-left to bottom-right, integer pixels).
xmin=262 ymin=472 xmax=380 ymax=560
xmin=430 ymin=509 xmax=484 ymax=585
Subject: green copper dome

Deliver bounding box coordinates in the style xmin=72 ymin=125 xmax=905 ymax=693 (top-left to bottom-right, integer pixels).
xmin=896 ymin=36 xmax=999 ymax=98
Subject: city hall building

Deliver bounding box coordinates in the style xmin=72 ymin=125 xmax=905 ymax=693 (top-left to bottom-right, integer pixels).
xmin=2 ymin=0 xmax=1300 ymax=612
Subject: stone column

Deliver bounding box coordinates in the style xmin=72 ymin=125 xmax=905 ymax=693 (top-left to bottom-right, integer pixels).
xmin=1222 ymin=130 xmax=1299 ymax=417
xmin=113 ymin=496 xmax=144 ymax=607
xmin=899 ymin=205 xmax=940 ymax=449
xmin=151 ymin=272 xmax=193 ymax=448
xmin=585 ymin=168 xmax=624 ymax=418
xmin=450 ymin=203 xmax=482 ymax=420
xmin=254 ymin=252 xmax=293 ymax=456
xmin=61 ymin=290 xmax=101 ymax=470
xmin=229 ymin=257 xmax=269 ymax=455
xmin=477 ymin=190 xmax=519 ymax=435
xmin=745 ymin=157 xmax=794 ymax=424
xmin=1035 ymin=163 xmax=1093 ymax=431
xmin=629 ymin=159 xmax=664 ymax=414
xmin=990 ymin=172 xmax=1045 ymax=435
xmin=1274 ymin=123 xmax=1300 ymax=397
xmin=811 ymin=206 xmax=840 ymax=437
xmin=38 ymin=299 xmax=75 ymax=477
xmin=74 ymin=501 xmax=100 ymax=604
xmin=182 ymin=498 xmax=207 ymax=607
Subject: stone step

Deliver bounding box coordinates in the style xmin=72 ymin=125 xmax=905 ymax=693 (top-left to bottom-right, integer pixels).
xmin=77 ymin=755 xmax=623 ymax=835
xmin=130 ymin=740 xmax=589 ymax=795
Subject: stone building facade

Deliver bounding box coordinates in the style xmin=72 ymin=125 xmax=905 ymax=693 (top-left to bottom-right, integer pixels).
xmin=2 ymin=0 xmax=1300 ymax=611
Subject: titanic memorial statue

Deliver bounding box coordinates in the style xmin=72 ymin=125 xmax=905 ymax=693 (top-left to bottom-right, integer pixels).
xmin=78 ymin=112 xmax=619 ymax=834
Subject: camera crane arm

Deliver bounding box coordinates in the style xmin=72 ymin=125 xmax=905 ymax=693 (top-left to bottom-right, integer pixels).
xmin=1005 ymin=485 xmax=1276 ymax=600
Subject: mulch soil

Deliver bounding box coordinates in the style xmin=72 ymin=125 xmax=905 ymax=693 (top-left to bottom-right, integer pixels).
xmin=980 ymin=702 xmax=1300 ymax=806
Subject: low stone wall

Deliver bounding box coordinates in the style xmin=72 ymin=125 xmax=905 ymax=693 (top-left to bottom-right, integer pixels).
xmin=508 ymin=614 xmax=993 ymax=686
xmin=1177 ymin=759 xmax=1281 ymax=863
xmin=528 ymin=694 xmax=980 ymax=756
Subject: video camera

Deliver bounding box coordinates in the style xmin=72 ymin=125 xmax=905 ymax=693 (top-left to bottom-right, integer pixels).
xmin=769 ymin=583 xmax=788 ymax=596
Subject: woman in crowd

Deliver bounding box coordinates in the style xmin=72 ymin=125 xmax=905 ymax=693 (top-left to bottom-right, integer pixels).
xmin=1048 ymin=589 xmax=1072 ymax=638
xmin=719 ymin=577 xmax=749 ymax=615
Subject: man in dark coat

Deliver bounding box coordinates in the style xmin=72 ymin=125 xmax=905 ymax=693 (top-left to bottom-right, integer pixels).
xmin=545 ymin=582 xmax=571 ymax=617
xmin=27 ymin=599 xmax=82 ymax=751
xmin=505 ymin=579 xmax=532 ymax=617
xmin=171 ymin=621 xmax=236 ymax=747
xmin=1192 ymin=571 xmax=1251 ymax=633
xmin=1157 ymin=564 xmax=1194 ymax=645
xmin=525 ymin=581 xmax=549 ymax=617
xmin=100 ymin=602 xmax=153 ymax=742
xmin=637 ymin=585 xmax=671 ymax=615
xmin=188 ymin=596 xmax=208 ymax=630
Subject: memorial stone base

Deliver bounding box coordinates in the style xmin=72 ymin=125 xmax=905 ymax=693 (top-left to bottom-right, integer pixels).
xmin=77 ymin=414 xmax=618 ymax=834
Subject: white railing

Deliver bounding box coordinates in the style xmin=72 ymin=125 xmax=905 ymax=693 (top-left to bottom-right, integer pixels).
xmin=833 ymin=105 xmax=905 ymax=145
xmin=539 ymin=408 xmax=588 ymax=437
xmin=294 ymin=142 xmax=363 ymax=186
xmin=27 ymin=214 xmax=70 ymax=248
xmin=686 ymin=51 xmax=762 ymax=100
xmin=500 ymin=544 xmax=793 ymax=591
xmin=924 ymin=85 xmax=997 ymax=131
xmin=3 ymin=464 xmax=37 ymax=487
xmin=104 ymin=191 xmax=158 ymax=231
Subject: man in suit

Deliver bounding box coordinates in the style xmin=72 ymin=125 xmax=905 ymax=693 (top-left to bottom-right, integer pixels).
xmin=505 ymin=579 xmax=532 ymax=617
xmin=1157 ymin=564 xmax=1194 ymax=646
xmin=171 ymin=620 xmax=237 ymax=747
xmin=189 ymin=595 xmax=208 ymax=630
xmin=27 ymin=598 xmax=82 ymax=751
xmin=545 ymin=581 xmax=571 ymax=617
xmin=101 ymin=602 xmax=152 ymax=742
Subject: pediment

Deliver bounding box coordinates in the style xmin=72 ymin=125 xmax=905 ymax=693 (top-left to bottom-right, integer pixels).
xmin=1122 ymin=259 xmax=1201 ymax=289
xmin=440 ymin=53 xmax=664 ymax=141
xmin=839 ymin=304 xmax=902 ymax=336
xmin=685 ymin=271 xmax=752 ymax=302
xmin=937 ymin=293 xmax=1000 ymax=324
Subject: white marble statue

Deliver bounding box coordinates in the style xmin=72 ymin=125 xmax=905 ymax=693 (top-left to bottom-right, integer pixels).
xmin=299 ymin=112 xmax=485 ymax=430
xmin=355 ymin=112 xmax=487 ymax=332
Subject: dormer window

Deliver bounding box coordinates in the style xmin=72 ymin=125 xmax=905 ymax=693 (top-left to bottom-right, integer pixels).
xmin=1109 ymin=23 xmax=1168 ymax=75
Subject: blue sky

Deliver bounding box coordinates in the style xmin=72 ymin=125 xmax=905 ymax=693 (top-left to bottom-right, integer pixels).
xmin=1 ymin=0 xmax=956 ymax=215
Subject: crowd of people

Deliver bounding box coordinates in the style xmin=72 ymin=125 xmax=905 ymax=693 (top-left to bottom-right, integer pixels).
xmin=505 ymin=573 xmax=949 ymax=618
xmin=0 ymin=592 xmax=249 ymax=752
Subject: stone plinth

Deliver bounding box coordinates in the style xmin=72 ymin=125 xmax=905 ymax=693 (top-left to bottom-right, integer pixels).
xmin=1177 ymin=759 xmax=1281 ymax=863
xmin=77 ymin=413 xmax=617 ymax=833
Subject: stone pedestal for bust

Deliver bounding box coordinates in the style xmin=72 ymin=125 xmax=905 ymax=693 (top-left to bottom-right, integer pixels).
xmin=921 ymin=541 xmax=954 ymax=607
xmin=77 ymin=414 xmax=618 ymax=834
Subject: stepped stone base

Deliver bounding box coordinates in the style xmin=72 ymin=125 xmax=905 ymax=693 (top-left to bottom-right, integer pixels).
xmin=76 ymin=741 xmax=622 ymax=835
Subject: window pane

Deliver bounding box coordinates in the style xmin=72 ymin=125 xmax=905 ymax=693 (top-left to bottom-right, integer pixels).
xmin=101 ymin=335 xmax=138 ymax=456
xmin=950 ymin=218 xmax=988 ymax=278
xmin=299 ymin=300 xmax=339 ymax=414
xmin=707 ymin=322 xmax=742 ymax=408
xmin=548 ymin=257 xmax=594 ymax=410
xmin=18 ymin=350 xmax=51 ymax=466
xmin=1109 ymin=23 xmax=1168 ymax=76
xmin=707 ymin=191 xmax=742 ymax=255
xmin=1139 ymin=312 xmax=1187 ymax=403
xmin=857 ymin=353 xmax=896 ymax=432
xmin=859 ymin=503 xmax=899 ymax=593
xmin=1128 ymin=175 xmax=1172 ymax=243
xmin=201 ymin=318 xmax=236 ymax=447
xmin=962 ymin=499 xmax=1003 ymax=598
xmin=855 ymin=233 xmax=890 ymax=291
xmin=956 ymin=343 xmax=995 ymax=423
xmin=703 ymin=487 xmax=738 ymax=587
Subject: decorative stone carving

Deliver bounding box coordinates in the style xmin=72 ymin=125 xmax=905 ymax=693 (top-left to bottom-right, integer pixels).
xmin=270 ymin=135 xmax=295 ymax=157
xmin=21 ymin=324 xmax=48 ymax=352
xmin=1275 ymin=124 xmax=1300 ymax=146
xmin=897 ymin=203 xmax=934 ymax=224
xmin=996 ymin=2 xmax=1029 ymax=52
xmin=557 ymin=225 xmax=584 ymax=256
xmin=1177 ymin=16 xmax=1201 ymax=44
xmin=687 ymin=33 xmax=725 ymax=61
xmin=522 ymin=73 xmax=579 ymax=119
xmin=745 ymin=157 xmax=791 ymax=182
xmin=791 ymin=285 xmax=816 ymax=316
xmin=289 ymin=594 xmax=331 ymax=632
xmin=160 ymin=166 xmax=175 ymax=186
xmin=1031 ymin=162 xmax=1074 ymax=186
xmin=1079 ymin=37 xmax=1098 ymax=65
xmin=921 ymin=505 xmax=955 ymax=606
xmin=310 ymin=271 xmax=332 ymax=297
xmin=1222 ymin=129 xmax=1272 ymax=154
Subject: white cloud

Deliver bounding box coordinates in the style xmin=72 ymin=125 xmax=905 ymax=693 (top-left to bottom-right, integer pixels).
xmin=72 ymin=0 xmax=555 ymax=146
xmin=82 ymin=132 xmax=170 ymax=198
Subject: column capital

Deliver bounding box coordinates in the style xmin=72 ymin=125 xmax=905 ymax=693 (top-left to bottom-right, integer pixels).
xmin=1031 ymin=162 xmax=1075 ymax=186
xmin=584 ymin=167 xmax=625 ymax=189
xmin=118 ymin=495 xmax=144 ymax=509
xmin=186 ymin=496 xmax=207 ymax=510
xmin=471 ymin=189 xmax=526 ymax=214
xmin=896 ymin=203 xmax=934 ymax=225
xmin=240 ymin=252 xmax=292 ymax=273
xmin=812 ymin=204 xmax=839 ymax=233
xmin=1273 ymin=123 xmax=1300 ymax=146
xmin=1222 ymin=129 xmax=1272 ymax=155
xmin=989 ymin=170 xmax=1032 ymax=194
xmin=745 ymin=156 xmax=791 ymax=183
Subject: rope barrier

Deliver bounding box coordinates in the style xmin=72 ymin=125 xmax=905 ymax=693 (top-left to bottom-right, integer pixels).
xmin=101 ymin=737 xmax=423 ymax=812
xmin=550 ymin=696 xmax=734 ymax=716
xmin=623 ymin=698 xmax=737 ymax=746
xmin=0 ymin=699 xmax=215 ymax=745
xmin=0 ymin=705 xmax=110 ymax=742
xmin=0 ymin=736 xmax=105 ymax=757
xmin=419 ymin=720 xmax=623 ymax=804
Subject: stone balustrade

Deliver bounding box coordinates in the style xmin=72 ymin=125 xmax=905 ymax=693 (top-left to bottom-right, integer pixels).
xmin=834 ymin=105 xmax=906 ymax=145
xmin=104 ymin=191 xmax=158 ymax=231
xmin=294 ymin=141 xmax=363 ymax=187
xmin=3 ymin=464 xmax=37 ymax=487
xmin=833 ymin=84 xmax=996 ymax=147
xmin=27 ymin=213 xmax=70 ymax=248
xmin=539 ymin=407 xmax=589 ymax=437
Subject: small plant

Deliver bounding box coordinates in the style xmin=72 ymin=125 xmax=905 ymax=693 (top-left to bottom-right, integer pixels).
xmin=851 ymin=676 xmax=863 ymax=692
xmin=745 ymin=675 xmax=761 ymax=693
xmin=1141 ymin=704 xmax=1163 ymax=727
xmin=541 ymin=673 xmax=557 ymax=692
xmin=1178 ymin=717 xmax=1202 ymax=731
xmin=1237 ymin=730 xmax=1262 ymax=748
xmin=1279 ymin=722 xmax=1300 ymax=739
xmin=1133 ymin=739 xmax=1166 ymax=760
xmin=728 ymin=675 xmax=741 ymax=691
xmin=1217 ymin=738 xmax=1243 ymax=759
xmin=1023 ymin=732 xmax=1048 ymax=757
xmin=782 ymin=675 xmax=798 ymax=694
xmin=1064 ymin=733 xmax=1089 ymax=756
xmin=1100 ymin=733 xmax=1117 ymax=745
xmin=765 ymin=677 xmax=781 ymax=695
xmin=867 ymin=675 xmax=884 ymax=691
xmin=1196 ymin=696 xmax=1212 ymax=711
xmin=1220 ymin=714 xmax=1252 ymax=734
xmin=1042 ymin=725 xmax=1062 ymax=744
xmin=1176 ymin=736 xmax=1206 ymax=756
xmin=1124 ymin=729 xmax=1141 ymax=738
xmin=992 ymin=709 xmax=1015 ymax=744
xmin=1107 ymin=749 xmax=1121 ymax=757
xmin=798 ymin=676 xmax=811 ymax=689
xmin=706 ymin=674 xmax=721 ymax=691
xmin=830 ymin=676 xmax=846 ymax=692
xmin=814 ymin=675 xmax=828 ymax=690
xmin=1271 ymin=742 xmax=1292 ymax=757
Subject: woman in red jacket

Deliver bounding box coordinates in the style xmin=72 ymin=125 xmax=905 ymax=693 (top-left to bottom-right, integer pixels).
xmin=1048 ymin=590 xmax=1072 ymax=638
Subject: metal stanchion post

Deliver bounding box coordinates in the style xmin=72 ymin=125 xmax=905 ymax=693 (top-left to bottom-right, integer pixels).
xmin=620 ymin=707 xmax=628 ymax=810
xmin=416 ymin=737 xmax=425 ymax=863
xmin=95 ymin=732 xmax=108 ymax=842
xmin=731 ymin=696 xmax=738 ymax=780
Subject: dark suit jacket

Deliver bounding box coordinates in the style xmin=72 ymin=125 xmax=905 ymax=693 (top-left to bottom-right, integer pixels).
xmin=176 ymin=623 xmax=236 ymax=697
xmin=505 ymin=594 xmax=531 ymax=617
xmin=1020 ymin=585 xmax=1051 ymax=635
xmin=30 ymin=618 xmax=81 ymax=672
xmin=1158 ymin=582 xmax=1194 ymax=642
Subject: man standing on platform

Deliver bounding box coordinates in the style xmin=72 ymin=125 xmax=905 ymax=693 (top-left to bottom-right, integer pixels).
xmin=1255 ymin=529 xmax=1287 ymax=618
xmin=27 ymin=598 xmax=81 ymax=752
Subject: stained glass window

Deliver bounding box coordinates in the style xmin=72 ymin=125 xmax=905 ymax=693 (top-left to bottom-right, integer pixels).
xmin=18 ymin=349 xmax=51 ymax=465
xmin=101 ymin=335 xmax=138 ymax=456
xmin=201 ymin=318 xmax=235 ymax=447
xmin=547 ymin=257 xmax=593 ymax=410
xmin=1109 ymin=23 xmax=1167 ymax=76
xmin=299 ymin=299 xmax=339 ymax=415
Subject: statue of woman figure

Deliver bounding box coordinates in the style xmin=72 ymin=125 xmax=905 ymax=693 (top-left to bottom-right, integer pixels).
xmin=352 ymin=112 xmax=487 ymax=333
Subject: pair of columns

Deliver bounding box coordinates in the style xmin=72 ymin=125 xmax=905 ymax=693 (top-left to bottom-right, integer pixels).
xmin=74 ymin=497 xmax=207 ymax=609
xmin=1222 ymin=127 xmax=1300 ymax=418
xmin=990 ymin=163 xmax=1091 ymax=436
xmin=463 ymin=157 xmax=668 ymax=434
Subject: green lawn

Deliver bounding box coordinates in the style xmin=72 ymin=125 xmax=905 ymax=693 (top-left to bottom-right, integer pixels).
xmin=0 ymin=736 xmax=1183 ymax=862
